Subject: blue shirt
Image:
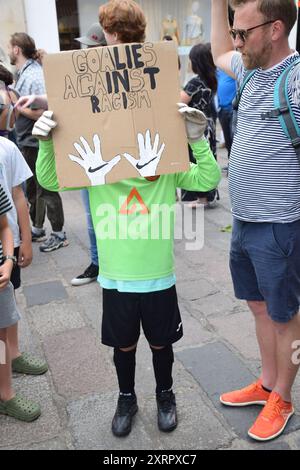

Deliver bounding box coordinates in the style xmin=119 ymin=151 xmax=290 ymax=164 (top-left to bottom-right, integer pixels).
xmin=217 ymin=69 xmax=236 ymax=109
xmin=98 ymin=274 xmax=176 ymax=293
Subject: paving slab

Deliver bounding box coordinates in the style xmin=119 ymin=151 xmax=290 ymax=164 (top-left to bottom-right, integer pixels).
xmin=1 ymin=437 xmax=71 ymax=451
xmin=228 ymin=438 xmax=291 ymax=450
xmin=177 ymin=279 xmax=218 ymax=301
xmin=209 ymin=311 xmax=261 ymax=361
xmin=29 ymin=302 xmax=86 ymax=338
xmin=23 ymin=281 xmax=68 ymax=307
xmin=141 ymin=382 xmax=233 ymax=450
xmin=177 ymin=342 xmax=300 ymax=439
xmin=68 ymin=392 xmax=156 ymax=450
xmin=43 ymin=327 xmax=116 ymax=398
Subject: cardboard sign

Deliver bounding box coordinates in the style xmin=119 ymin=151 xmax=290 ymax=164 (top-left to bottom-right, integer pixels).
xmin=43 ymin=41 xmax=189 ymax=188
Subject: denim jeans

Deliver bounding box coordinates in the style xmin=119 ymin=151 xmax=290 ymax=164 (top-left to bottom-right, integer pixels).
xmin=81 ymin=189 xmax=98 ymax=266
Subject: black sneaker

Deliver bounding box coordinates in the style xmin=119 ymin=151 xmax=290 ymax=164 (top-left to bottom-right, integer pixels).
xmin=207 ymin=189 xmax=220 ymax=208
xmin=31 ymin=229 xmax=47 ymax=242
xmin=71 ymin=263 xmax=99 ymax=286
xmin=39 ymin=233 xmax=69 ymax=253
xmin=156 ymin=390 xmax=177 ymax=433
xmin=112 ymin=394 xmax=138 ymax=437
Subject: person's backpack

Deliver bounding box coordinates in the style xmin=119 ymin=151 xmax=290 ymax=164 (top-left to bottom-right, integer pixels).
xmin=232 ymin=57 xmax=300 ymax=164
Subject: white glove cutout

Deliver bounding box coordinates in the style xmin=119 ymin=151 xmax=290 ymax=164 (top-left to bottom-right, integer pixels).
xmin=69 ymin=134 xmax=121 ymax=186
xmin=123 ymin=130 xmax=165 ymax=177
xmin=177 ymin=103 xmax=208 ymax=143
xmin=32 ymin=110 xmax=57 ymax=139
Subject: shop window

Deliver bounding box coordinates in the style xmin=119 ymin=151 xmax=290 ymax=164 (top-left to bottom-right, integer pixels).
xmin=56 ymin=0 xmax=80 ymax=50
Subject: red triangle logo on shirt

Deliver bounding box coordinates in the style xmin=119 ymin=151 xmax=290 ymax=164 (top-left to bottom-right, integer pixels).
xmin=119 ymin=187 xmax=149 ymax=215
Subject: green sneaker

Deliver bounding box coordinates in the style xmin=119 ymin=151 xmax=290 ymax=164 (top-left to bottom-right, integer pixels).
xmin=12 ymin=353 xmax=48 ymax=375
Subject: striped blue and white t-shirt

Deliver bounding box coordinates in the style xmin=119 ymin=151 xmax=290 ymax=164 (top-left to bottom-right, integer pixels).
xmin=229 ymin=52 xmax=300 ymax=223
xmin=0 ymin=183 xmax=12 ymax=265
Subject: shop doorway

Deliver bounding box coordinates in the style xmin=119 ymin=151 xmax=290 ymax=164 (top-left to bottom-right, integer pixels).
xmin=56 ymin=0 xmax=80 ymax=50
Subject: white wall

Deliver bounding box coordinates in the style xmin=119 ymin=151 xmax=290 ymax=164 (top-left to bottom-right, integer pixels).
xmin=0 ymin=0 xmax=26 ymax=65
xmin=23 ymin=0 xmax=60 ymax=52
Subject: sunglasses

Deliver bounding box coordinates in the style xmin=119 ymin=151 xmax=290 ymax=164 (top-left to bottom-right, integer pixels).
xmin=229 ymin=20 xmax=277 ymax=43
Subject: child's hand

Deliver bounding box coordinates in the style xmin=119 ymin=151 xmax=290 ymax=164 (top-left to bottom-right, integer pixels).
xmin=123 ymin=130 xmax=165 ymax=177
xmin=0 ymin=261 xmax=13 ymax=290
xmin=177 ymin=103 xmax=208 ymax=143
xmin=32 ymin=111 xmax=57 ymax=140
xmin=18 ymin=240 xmax=33 ymax=268
xmin=69 ymin=134 xmax=121 ymax=186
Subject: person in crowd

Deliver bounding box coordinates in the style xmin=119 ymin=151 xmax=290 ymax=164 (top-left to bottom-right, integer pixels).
xmin=217 ymin=68 xmax=236 ymax=171
xmin=9 ymin=33 xmax=68 ymax=252
xmin=212 ymin=0 xmax=300 ymax=441
xmin=0 ymin=63 xmax=19 ymax=143
xmin=24 ymin=0 xmax=221 ymax=438
xmin=70 ymin=23 xmax=107 ymax=286
xmin=180 ymin=43 xmax=219 ymax=208
xmin=0 ymin=63 xmax=48 ymax=376
xmin=0 ymin=183 xmax=41 ymax=422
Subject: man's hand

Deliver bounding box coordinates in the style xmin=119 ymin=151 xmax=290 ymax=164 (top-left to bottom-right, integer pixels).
xmin=123 ymin=130 xmax=165 ymax=177
xmin=18 ymin=241 xmax=33 ymax=268
xmin=32 ymin=110 xmax=57 ymax=140
xmin=15 ymin=94 xmax=48 ymax=110
xmin=69 ymin=134 xmax=121 ymax=186
xmin=0 ymin=261 xmax=13 ymax=290
xmin=177 ymin=103 xmax=208 ymax=142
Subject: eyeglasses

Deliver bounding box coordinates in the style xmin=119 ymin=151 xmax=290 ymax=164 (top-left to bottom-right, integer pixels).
xmin=229 ymin=20 xmax=277 ymax=43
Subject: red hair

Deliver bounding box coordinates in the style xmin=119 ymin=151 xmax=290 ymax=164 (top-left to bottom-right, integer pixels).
xmin=99 ymin=0 xmax=146 ymax=43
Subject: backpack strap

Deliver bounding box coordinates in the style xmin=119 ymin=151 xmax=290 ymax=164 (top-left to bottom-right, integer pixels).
xmin=232 ymin=69 xmax=256 ymax=111
xmin=273 ymin=58 xmax=300 ymax=164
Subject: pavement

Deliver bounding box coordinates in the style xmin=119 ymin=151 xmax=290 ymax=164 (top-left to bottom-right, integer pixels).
xmin=1 ymin=147 xmax=300 ymax=451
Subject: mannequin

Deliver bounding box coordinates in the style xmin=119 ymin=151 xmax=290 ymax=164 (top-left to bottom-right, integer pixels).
xmin=161 ymin=14 xmax=180 ymax=44
xmin=183 ymin=1 xmax=204 ymax=46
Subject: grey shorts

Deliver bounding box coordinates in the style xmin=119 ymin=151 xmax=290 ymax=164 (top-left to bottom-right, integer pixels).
xmin=0 ymin=282 xmax=21 ymax=329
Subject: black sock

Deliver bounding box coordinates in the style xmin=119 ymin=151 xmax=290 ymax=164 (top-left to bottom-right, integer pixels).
xmin=262 ymin=385 xmax=272 ymax=393
xmin=150 ymin=345 xmax=174 ymax=394
xmin=113 ymin=348 xmax=136 ymax=396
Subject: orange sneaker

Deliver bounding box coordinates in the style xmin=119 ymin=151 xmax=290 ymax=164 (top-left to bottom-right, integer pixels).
xmin=248 ymin=391 xmax=294 ymax=441
xmin=220 ymin=379 xmax=270 ymax=407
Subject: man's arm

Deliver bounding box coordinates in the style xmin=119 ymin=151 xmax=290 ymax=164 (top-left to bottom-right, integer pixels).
xmin=15 ymin=94 xmax=48 ymax=111
xmin=18 ymin=107 xmax=44 ymax=121
xmin=12 ymin=185 xmax=32 ymax=268
xmin=211 ymin=0 xmax=236 ymax=77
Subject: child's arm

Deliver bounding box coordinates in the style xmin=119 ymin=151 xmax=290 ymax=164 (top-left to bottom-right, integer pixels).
xmin=0 ymin=214 xmax=14 ymax=290
xmin=35 ymin=112 xmax=87 ymax=192
xmin=175 ymin=138 xmax=221 ymax=192
xmin=36 ymin=138 xmax=61 ymax=192
xmin=11 ymin=185 xmax=32 ymax=268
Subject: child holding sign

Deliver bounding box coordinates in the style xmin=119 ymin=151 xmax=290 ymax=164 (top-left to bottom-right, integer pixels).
xmin=19 ymin=0 xmax=221 ymax=438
